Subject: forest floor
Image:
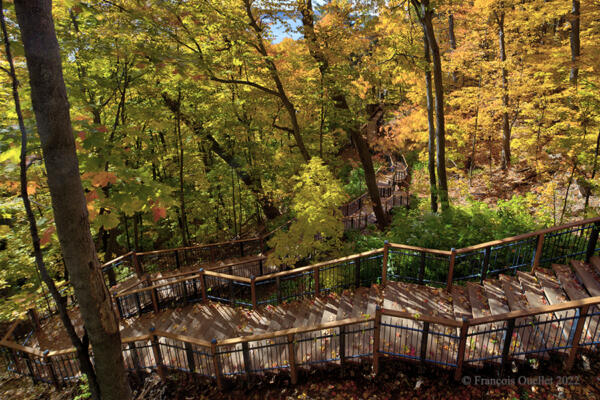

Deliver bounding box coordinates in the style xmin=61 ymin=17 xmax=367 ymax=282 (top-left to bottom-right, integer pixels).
xmin=3 ymin=350 xmax=600 ymax=399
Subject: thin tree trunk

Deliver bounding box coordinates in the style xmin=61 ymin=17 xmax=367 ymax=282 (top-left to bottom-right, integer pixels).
xmin=448 ymin=13 xmax=458 ymax=83
xmin=560 ymin=164 xmax=576 ymax=224
xmin=299 ymin=0 xmax=387 ymax=228
xmin=415 ymin=0 xmax=449 ymax=210
xmin=175 ymin=90 xmax=189 ymax=246
xmin=1 ymin=4 xmax=101 ymax=399
xmin=569 ymin=0 xmax=580 ymax=85
xmin=423 ymin=30 xmax=438 ymax=212
xmin=496 ymin=11 xmax=511 ymax=170
xmin=584 ymin=128 xmax=600 ymax=209
xmin=13 ymin=3 xmax=131 ymax=398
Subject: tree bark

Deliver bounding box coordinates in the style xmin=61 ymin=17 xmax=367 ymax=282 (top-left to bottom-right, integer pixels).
xmin=299 ymin=0 xmax=387 ymax=228
xmin=423 ymin=30 xmax=438 ymax=212
xmin=448 ymin=13 xmax=458 ymax=83
xmin=413 ymin=0 xmax=449 ymax=210
xmin=569 ymin=0 xmax=580 ymax=85
xmin=496 ymin=11 xmax=511 ymax=170
xmin=13 ymin=2 xmax=131 ymax=399
xmin=1 ymin=3 xmax=101 ymax=399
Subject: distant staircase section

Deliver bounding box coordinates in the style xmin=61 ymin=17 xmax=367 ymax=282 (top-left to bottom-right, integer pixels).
xmin=340 ymin=159 xmax=410 ymax=231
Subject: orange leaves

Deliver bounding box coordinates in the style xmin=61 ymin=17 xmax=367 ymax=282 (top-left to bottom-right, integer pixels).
xmin=82 ymin=171 xmax=118 ymax=188
xmin=40 ymin=226 xmax=56 ymax=246
xmin=152 ymin=205 xmax=167 ymax=222
xmin=27 ymin=181 xmax=39 ymax=195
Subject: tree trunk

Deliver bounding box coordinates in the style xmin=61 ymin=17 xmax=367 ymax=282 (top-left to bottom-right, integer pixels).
xmin=569 ymin=0 xmax=580 ymax=85
xmin=417 ymin=0 xmax=449 ymax=210
xmin=497 ymin=11 xmax=511 ymax=170
xmin=448 ymin=13 xmax=458 ymax=83
xmin=423 ymin=30 xmax=438 ymax=212
xmin=175 ymin=91 xmax=189 ymax=246
xmin=299 ymin=0 xmax=387 ymax=228
xmin=13 ymin=2 xmax=131 ymax=399
xmin=2 ymin=3 xmax=101 ymax=399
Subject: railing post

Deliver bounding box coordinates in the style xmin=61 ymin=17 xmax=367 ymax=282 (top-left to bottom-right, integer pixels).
xmin=259 ymin=258 xmax=264 ymax=276
xmin=382 ymin=242 xmax=390 ymax=286
xmin=566 ymin=304 xmax=590 ymax=371
xmin=420 ymin=321 xmax=430 ymax=364
xmin=27 ymin=308 xmax=40 ymax=332
xmin=586 ymin=222 xmax=600 ymax=262
xmin=146 ymin=275 xmax=159 ymax=314
xmin=43 ymin=350 xmax=60 ymax=389
xmin=418 ymin=252 xmax=426 ymax=284
xmin=480 ymin=247 xmax=491 ymax=284
xmin=339 ymin=325 xmax=346 ymax=368
xmin=129 ymin=342 xmax=141 ymax=371
xmin=133 ymin=251 xmax=143 ymax=278
xmin=22 ymin=351 xmax=36 ymax=384
xmin=135 ymin=292 xmax=142 ymax=317
xmin=211 ymin=339 xmax=223 ymax=389
xmin=446 ymin=248 xmax=457 ymax=292
xmin=287 ymin=333 xmax=298 ymax=384
xmin=532 ymin=233 xmax=545 ymax=272
xmin=242 ymin=341 xmax=252 ymax=379
xmin=10 ymin=349 xmax=21 ymax=374
xmin=354 ymin=258 xmax=361 ymax=288
xmin=198 ymin=268 xmax=207 ymax=302
xmin=184 ymin=341 xmax=195 ymax=374
xmin=114 ymin=292 xmax=124 ymax=318
xmin=150 ymin=327 xmax=166 ymax=382
xmin=251 ymin=276 xmax=257 ymax=309
xmin=174 ymin=250 xmax=181 ymax=270
xmin=314 ymin=266 xmax=320 ymax=296
xmin=501 ymin=318 xmax=516 ymax=373
xmin=276 ymin=276 xmax=282 ymax=304
xmin=373 ymin=306 xmax=381 ymax=375
xmin=454 ymin=318 xmax=469 ymax=381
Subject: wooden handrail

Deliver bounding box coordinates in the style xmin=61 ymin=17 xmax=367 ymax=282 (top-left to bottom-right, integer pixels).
xmin=135 ymin=237 xmax=261 ymax=257
xmin=154 ymin=330 xmax=211 ymax=348
xmin=0 ymin=340 xmax=44 ymax=357
xmin=469 ymin=295 xmax=600 ymax=326
xmin=101 ymin=251 xmax=134 ymax=268
xmin=456 ymin=216 xmax=600 ymax=254
xmin=218 ymin=316 xmax=374 ymax=346
xmin=389 ymin=243 xmax=452 ymax=256
xmin=381 ymin=308 xmax=463 ymax=328
xmin=113 ymin=278 xmax=144 ymax=295
xmin=1 ymin=320 xmax=20 ymax=342
xmin=255 ymin=248 xmax=384 ymax=282
xmin=115 ymin=273 xmax=202 ymax=298
xmin=203 ymin=270 xmax=252 ymax=283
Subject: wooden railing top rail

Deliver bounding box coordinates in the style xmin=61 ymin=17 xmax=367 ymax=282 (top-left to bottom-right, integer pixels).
xmin=135 ymin=236 xmax=262 ymax=257
xmin=456 ymin=216 xmax=600 ymax=254
xmin=1 ymin=320 xmax=20 ymax=342
xmin=101 ymin=251 xmax=134 ymax=268
xmin=113 ymin=278 xmax=145 ymax=295
xmin=0 ymin=339 xmax=44 ymax=357
xmin=469 ymin=295 xmax=600 ymax=326
xmin=389 ymin=243 xmax=452 ymax=256
xmin=114 ymin=273 xmax=202 ymax=298
xmin=381 ymin=308 xmax=463 ymax=328
xmin=204 ymin=270 xmax=252 ymax=283
xmin=218 ymin=315 xmax=374 ymax=346
xmin=255 ymin=248 xmax=384 ymax=282
xmin=153 ymin=330 xmax=211 ymax=348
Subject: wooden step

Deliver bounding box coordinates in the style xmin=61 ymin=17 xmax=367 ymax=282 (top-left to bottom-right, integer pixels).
xmin=451 ymin=285 xmax=472 ymax=321
xmin=589 ymin=256 xmax=600 ymax=275
xmin=467 ymin=282 xmax=492 ymax=319
xmin=482 ymin=279 xmax=510 ymax=316
xmin=550 ymin=265 xmax=600 ymax=346
xmin=570 ymin=260 xmax=600 ymax=297
xmin=466 ymin=282 xmax=501 ymax=364
xmin=501 ymin=275 xmax=550 ymax=359
xmin=551 ymin=264 xmax=588 ymax=300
